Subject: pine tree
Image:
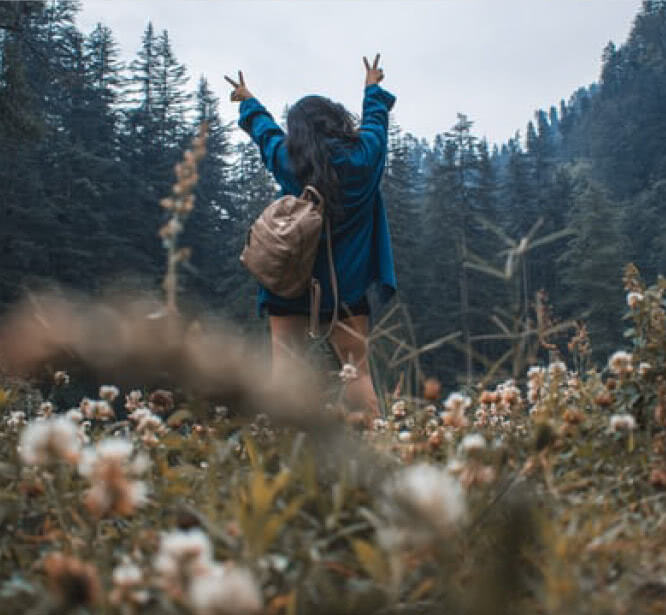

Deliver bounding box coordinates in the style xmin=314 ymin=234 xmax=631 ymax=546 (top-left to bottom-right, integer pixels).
xmin=557 ymin=171 xmax=628 ymax=358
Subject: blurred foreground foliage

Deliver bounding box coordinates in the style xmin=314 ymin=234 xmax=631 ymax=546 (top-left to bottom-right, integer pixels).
xmin=0 ymin=267 xmax=663 ymax=614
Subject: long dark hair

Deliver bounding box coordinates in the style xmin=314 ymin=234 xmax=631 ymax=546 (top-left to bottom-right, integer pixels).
xmin=286 ymin=95 xmax=359 ymax=223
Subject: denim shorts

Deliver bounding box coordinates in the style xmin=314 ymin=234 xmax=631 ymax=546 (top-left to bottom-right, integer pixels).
xmin=266 ymin=294 xmax=370 ymax=319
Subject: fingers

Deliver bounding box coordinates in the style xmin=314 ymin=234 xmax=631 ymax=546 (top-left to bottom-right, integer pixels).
xmin=239 ymin=70 xmax=245 ymax=86
xmin=363 ymin=56 xmax=370 ymax=71
xmin=224 ymin=75 xmax=239 ymax=88
xmin=373 ymin=53 xmax=380 ymax=69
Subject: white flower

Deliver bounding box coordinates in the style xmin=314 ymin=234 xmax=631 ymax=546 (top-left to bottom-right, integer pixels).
xmin=382 ymin=463 xmax=465 ymax=539
xmin=96 ymin=438 xmax=133 ymax=463
xmin=6 ymin=411 xmax=26 ymax=430
xmin=37 ymin=401 xmax=54 ymax=418
xmin=99 ymin=385 xmax=120 ymax=402
xmin=391 ymin=400 xmax=407 ymax=417
xmin=18 ymin=417 xmax=81 ymax=466
xmin=460 ymin=433 xmax=486 ymax=453
xmin=128 ymin=407 xmax=152 ymax=423
xmin=338 ymin=363 xmax=358 ymax=383
xmin=608 ymin=351 xmax=633 ymax=375
xmin=93 ymin=400 xmax=115 ymax=420
xmin=398 ymin=430 xmax=412 ymax=442
xmin=188 ymin=564 xmax=263 ymax=615
xmin=626 ymin=291 xmax=644 ymax=309
xmin=78 ymin=438 xmax=149 ymax=517
xmin=527 ymin=366 xmax=545 ymax=379
xmin=609 ymin=413 xmax=636 ymax=432
xmin=444 ymin=392 xmax=472 ymax=414
xmin=136 ymin=413 xmax=163 ymax=434
xmin=113 ymin=560 xmax=143 ymax=587
xmin=638 ymin=362 xmax=652 ymax=377
xmin=154 ymin=529 xmax=214 ymax=598
xmin=372 ymin=418 xmax=388 ymax=431
xmin=160 ymin=528 xmax=213 ymax=568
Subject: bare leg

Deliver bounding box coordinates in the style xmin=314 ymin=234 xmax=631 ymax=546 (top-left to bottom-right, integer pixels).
xmin=268 ymin=314 xmax=309 ymax=381
xmin=328 ymin=314 xmax=380 ymax=418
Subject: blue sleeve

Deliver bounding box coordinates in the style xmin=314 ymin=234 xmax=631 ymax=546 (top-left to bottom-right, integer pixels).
xmin=357 ymin=84 xmax=397 ymax=169
xmin=238 ymin=98 xmax=290 ymax=183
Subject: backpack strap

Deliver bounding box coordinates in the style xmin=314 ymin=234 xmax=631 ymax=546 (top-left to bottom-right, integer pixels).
xmin=307 ymin=215 xmax=339 ymax=340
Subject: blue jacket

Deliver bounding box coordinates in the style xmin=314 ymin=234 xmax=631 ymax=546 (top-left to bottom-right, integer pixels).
xmin=238 ymin=84 xmax=397 ymax=318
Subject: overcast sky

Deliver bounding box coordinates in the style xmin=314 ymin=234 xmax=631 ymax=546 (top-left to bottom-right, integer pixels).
xmin=76 ymin=0 xmax=642 ymax=147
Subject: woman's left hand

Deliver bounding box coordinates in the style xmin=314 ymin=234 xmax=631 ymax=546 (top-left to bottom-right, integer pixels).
xmin=224 ymin=71 xmax=253 ymax=102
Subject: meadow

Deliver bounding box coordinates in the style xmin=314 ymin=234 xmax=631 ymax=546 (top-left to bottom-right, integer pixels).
xmin=0 ymin=122 xmax=665 ymax=615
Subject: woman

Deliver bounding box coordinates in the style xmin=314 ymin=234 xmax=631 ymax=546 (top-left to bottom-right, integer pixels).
xmin=225 ymin=54 xmax=396 ymax=419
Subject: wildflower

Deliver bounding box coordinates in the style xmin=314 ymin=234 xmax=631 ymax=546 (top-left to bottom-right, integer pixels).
xmin=154 ymin=529 xmax=214 ymax=600
xmin=338 ymin=362 xmax=358 ymax=383
xmin=128 ymin=406 xmax=152 ymax=423
xmin=109 ymin=557 xmax=148 ymax=606
xmin=79 ymin=397 xmax=94 ymax=417
xmin=639 ymin=362 xmax=652 ymax=377
xmin=473 ymin=407 xmax=487 ymax=428
xmin=159 ymin=218 xmax=183 ymax=240
xmin=19 ymin=417 xmax=81 ymax=466
xmin=548 ymin=361 xmax=567 ymax=378
xmin=398 ymin=429 xmax=412 ymax=443
xmin=372 ymin=418 xmax=388 ymax=431
xmin=444 ymin=392 xmax=472 ymax=414
xmin=37 ymin=401 xmax=54 ymax=419
xmin=54 ymin=370 xmax=70 ymax=386
xmin=391 ymin=399 xmax=407 ymax=418
xmin=381 ymin=463 xmax=465 ymax=542
xmin=608 ymin=351 xmax=633 ymax=376
xmin=527 ymin=366 xmax=545 ymax=380
xmin=79 ymin=438 xmax=149 ymax=518
xmin=6 ymin=411 xmax=26 ymax=430
xmin=149 ymin=389 xmax=174 ymax=414
xmin=42 ymin=552 xmax=101 ymax=608
xmin=422 ymin=377 xmax=441 ymax=401
xmin=460 ymin=433 xmax=486 ymax=453
xmin=188 ymin=563 xmax=263 ymax=615
xmin=80 ymin=398 xmax=114 ymax=420
xmin=441 ymin=410 xmax=469 ymax=429
xmin=479 ymin=390 xmax=498 ymax=405
xmin=99 ymin=385 xmax=120 ymax=402
xmin=626 ymin=291 xmax=644 ymax=309
xmin=609 ymin=413 xmax=636 ymax=432
xmin=125 ymin=389 xmax=143 ymax=412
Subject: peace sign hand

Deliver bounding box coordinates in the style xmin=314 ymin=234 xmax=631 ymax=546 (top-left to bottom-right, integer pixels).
xmin=224 ymin=71 xmax=253 ymax=103
xmin=363 ymin=53 xmax=385 ymax=87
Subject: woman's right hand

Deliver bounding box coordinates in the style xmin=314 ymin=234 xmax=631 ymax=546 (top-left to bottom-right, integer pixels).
xmin=224 ymin=71 xmax=254 ymax=102
xmin=363 ymin=54 xmax=384 ymax=87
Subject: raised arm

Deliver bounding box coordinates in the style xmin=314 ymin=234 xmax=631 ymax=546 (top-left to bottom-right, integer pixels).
xmin=225 ymin=71 xmax=288 ymax=181
xmin=357 ymin=54 xmax=396 ymax=170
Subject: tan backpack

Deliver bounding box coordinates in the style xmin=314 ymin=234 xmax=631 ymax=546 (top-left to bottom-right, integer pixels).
xmin=239 ymin=185 xmax=339 ymax=339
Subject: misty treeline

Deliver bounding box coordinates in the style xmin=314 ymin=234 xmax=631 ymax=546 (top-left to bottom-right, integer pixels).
xmin=1 ymin=0 xmax=666 ymax=384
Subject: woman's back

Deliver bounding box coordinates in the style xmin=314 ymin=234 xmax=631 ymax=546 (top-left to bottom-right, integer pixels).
xmin=235 ymin=72 xmax=397 ymax=317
